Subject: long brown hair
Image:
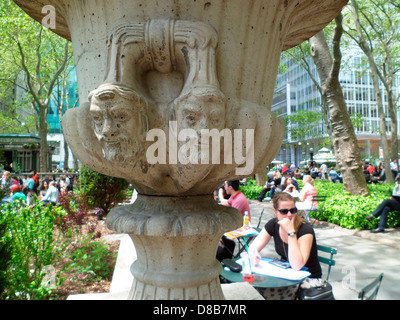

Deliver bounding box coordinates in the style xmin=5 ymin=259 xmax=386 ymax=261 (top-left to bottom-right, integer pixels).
xmin=272 ymin=192 xmax=304 ymax=232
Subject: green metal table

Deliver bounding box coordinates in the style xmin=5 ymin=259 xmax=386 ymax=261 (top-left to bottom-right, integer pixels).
xmin=220 ymin=258 xmax=309 ymax=300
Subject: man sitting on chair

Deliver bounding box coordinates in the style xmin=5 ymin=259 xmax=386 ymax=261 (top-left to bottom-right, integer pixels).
xmin=220 ymin=180 xmax=251 ymax=219
xmin=217 ymin=180 xmax=251 ymax=262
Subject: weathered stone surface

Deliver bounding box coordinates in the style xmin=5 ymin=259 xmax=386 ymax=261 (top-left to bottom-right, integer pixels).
xmin=13 ymin=0 xmax=348 ymax=197
xmin=14 ymin=0 xmax=348 ymax=300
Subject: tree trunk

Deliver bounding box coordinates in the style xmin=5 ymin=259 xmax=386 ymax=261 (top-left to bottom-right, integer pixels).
xmin=388 ymin=89 xmax=398 ymax=171
xmin=73 ymin=154 xmax=79 ymax=169
xmin=63 ymin=139 xmax=69 ymax=170
xmin=350 ymin=0 xmax=393 ymax=183
xmin=38 ymin=106 xmax=49 ymax=172
xmin=309 ymin=15 xmax=369 ymax=196
xmin=255 ymin=169 xmax=268 ymax=187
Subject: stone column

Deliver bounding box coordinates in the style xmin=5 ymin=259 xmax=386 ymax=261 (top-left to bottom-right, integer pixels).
xmin=108 ymin=194 xmax=240 ymax=299
xmin=14 ymin=0 xmax=349 ymax=299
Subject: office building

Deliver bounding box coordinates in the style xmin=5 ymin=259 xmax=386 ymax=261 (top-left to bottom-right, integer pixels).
xmin=272 ymin=47 xmax=400 ymax=167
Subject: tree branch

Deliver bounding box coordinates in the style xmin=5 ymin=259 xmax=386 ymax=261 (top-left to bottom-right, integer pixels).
xmin=331 ymin=14 xmax=344 ymax=81
xmin=45 ymin=40 xmax=70 ymax=105
xmin=13 ymin=36 xmax=41 ymax=113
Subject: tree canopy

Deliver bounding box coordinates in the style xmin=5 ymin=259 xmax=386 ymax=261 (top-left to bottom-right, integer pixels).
xmin=0 ymin=0 xmax=73 ymax=171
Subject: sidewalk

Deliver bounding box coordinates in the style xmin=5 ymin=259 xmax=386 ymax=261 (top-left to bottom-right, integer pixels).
xmin=249 ymin=200 xmax=400 ymax=300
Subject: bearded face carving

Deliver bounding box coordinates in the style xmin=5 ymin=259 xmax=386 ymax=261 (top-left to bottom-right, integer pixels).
xmin=76 ymin=18 xmax=282 ymax=195
xmin=89 ymin=84 xmax=149 ymax=163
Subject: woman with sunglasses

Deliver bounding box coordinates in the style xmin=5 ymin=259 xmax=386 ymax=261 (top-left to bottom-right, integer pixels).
xmin=250 ymin=192 xmax=322 ymax=279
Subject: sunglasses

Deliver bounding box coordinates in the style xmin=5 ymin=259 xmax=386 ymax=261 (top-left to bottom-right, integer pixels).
xmin=276 ymin=207 xmax=298 ymax=215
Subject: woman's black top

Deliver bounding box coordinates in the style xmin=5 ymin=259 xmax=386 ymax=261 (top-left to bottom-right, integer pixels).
xmin=264 ymin=218 xmax=322 ymax=278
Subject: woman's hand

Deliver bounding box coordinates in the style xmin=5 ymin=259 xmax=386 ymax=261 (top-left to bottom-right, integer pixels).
xmin=278 ymin=217 xmax=295 ymax=234
xmin=248 ymin=248 xmax=262 ymax=266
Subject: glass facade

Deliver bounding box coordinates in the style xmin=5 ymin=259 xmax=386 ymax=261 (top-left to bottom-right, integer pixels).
xmin=47 ymin=67 xmax=79 ymax=134
xmin=272 ymin=46 xmax=400 ymax=166
xmin=47 ymin=67 xmax=80 ymax=169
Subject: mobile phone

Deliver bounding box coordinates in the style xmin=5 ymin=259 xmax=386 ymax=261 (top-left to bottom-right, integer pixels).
xmin=269 ymin=259 xmax=290 ymax=269
xmin=222 ymin=259 xmax=242 ymax=272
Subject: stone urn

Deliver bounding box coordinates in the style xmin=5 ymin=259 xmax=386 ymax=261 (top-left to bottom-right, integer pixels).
xmin=14 ymin=0 xmax=348 ymax=299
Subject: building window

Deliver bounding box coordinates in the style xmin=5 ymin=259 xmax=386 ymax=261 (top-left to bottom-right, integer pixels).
xmin=17 ymin=151 xmax=32 ymax=172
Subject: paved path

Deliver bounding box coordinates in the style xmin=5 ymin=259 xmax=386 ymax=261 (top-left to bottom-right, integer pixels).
xmin=249 ymin=200 xmax=400 ymax=300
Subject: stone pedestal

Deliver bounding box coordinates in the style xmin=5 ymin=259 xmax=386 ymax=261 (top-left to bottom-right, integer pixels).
xmin=14 ymin=0 xmax=349 ymax=299
xmin=107 ymin=195 xmax=241 ymax=299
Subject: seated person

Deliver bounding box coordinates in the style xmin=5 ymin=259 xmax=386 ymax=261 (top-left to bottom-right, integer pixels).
xmin=216 ymin=182 xmax=230 ymax=203
xmin=310 ymin=166 xmax=319 ymax=180
xmin=27 ymin=174 xmax=35 ymax=192
xmin=256 ymin=171 xmax=282 ymax=202
xmin=1 ymin=170 xmax=12 ymax=194
xmin=256 ymin=178 xmax=274 ymax=202
xmin=268 ymin=183 xmax=282 ymax=200
xmin=363 ymin=169 xmax=372 ymax=184
xmin=250 ymin=192 xmax=322 ymax=291
xmin=38 ymin=180 xmax=49 ymax=200
xmin=41 ymin=181 xmax=59 ymax=206
xmin=328 ymin=167 xmax=342 ymax=183
xmin=366 ymin=179 xmax=400 ymax=233
xmin=11 ymin=184 xmax=27 ymax=204
xmin=22 ymin=186 xmax=34 ymax=206
xmin=216 ymin=236 xmax=236 ymax=262
xmin=282 ymin=176 xmax=300 ymax=198
xmin=371 ymin=164 xmax=385 ymax=184
xmin=220 ymin=180 xmax=250 ymax=219
xmin=294 ymin=168 xmax=302 ymax=180
xmin=218 ymin=180 xmax=250 ymax=262
xmin=296 ymin=175 xmax=318 ymax=212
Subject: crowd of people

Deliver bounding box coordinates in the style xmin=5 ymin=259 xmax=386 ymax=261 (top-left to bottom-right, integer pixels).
xmin=0 ymin=168 xmax=77 ymax=207
xmin=255 ymin=164 xmax=321 ymax=202
xmin=253 ymin=159 xmax=400 ymax=205
xmin=362 ymin=159 xmax=400 ymax=184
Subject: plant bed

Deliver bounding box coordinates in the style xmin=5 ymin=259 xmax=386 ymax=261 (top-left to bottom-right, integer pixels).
xmin=49 ymin=212 xmax=120 ymax=300
xmin=0 ymin=201 xmax=121 ymax=300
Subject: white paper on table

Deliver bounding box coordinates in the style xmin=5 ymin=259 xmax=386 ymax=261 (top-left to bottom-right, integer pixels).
xmin=237 ymin=258 xmax=310 ymax=281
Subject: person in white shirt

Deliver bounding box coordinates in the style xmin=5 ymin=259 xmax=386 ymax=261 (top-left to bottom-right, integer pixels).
xmin=390 ymin=159 xmax=398 ymax=180
xmin=41 ymin=181 xmax=59 ymax=206
xmin=320 ymin=163 xmax=328 ymax=180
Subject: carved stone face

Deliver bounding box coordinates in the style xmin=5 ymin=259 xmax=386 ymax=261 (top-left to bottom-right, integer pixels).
xmin=173 ymin=89 xmax=227 ymax=166
xmin=176 ymin=92 xmax=226 ymax=134
xmin=89 ymin=84 xmax=148 ymax=163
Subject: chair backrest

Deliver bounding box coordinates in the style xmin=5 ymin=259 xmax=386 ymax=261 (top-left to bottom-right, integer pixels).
xmin=358 ymin=273 xmax=384 ymax=300
xmin=312 ymin=195 xmax=327 ymax=203
xmin=317 ymin=244 xmax=337 ymax=281
xmin=256 ymin=208 xmax=264 ymax=230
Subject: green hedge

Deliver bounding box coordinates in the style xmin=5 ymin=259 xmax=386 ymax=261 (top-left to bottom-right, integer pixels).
xmin=312 ymin=180 xmax=400 ymax=230
xmin=240 ymin=179 xmax=400 ymax=230
xmin=239 ymin=179 xmax=264 ymax=200
xmin=79 ymin=165 xmax=129 ymax=214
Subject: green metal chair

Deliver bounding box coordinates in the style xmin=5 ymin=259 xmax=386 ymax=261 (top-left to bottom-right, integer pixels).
xmin=303 ymin=195 xmax=327 ymax=226
xmin=317 ymin=244 xmax=337 ymax=281
xmin=358 ymin=273 xmax=384 ymax=300
xmin=254 ymin=208 xmax=264 ymax=232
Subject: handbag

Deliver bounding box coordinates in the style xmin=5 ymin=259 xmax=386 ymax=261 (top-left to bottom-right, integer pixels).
xmin=296 ymin=280 xmax=335 ymax=300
